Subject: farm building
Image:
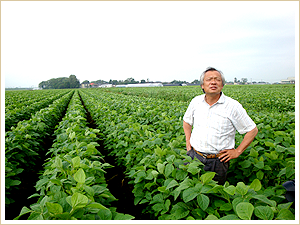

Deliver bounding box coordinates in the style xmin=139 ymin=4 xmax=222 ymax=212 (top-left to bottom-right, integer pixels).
xmin=81 ymin=83 xmax=89 ymax=88
xmin=281 ymin=77 xmax=295 ymax=84
xmin=116 ymin=83 xmax=163 ymax=88
xmin=100 ymin=84 xmax=113 ymax=88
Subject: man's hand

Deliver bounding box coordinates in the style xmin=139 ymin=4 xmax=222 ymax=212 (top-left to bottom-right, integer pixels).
xmin=186 ymin=142 xmax=192 ymax=151
xmin=218 ymin=149 xmax=241 ymax=163
xmin=219 ymin=127 xmax=258 ymax=163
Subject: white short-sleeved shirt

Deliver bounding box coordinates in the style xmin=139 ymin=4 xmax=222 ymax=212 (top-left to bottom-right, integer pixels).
xmin=183 ymin=93 xmax=256 ymax=154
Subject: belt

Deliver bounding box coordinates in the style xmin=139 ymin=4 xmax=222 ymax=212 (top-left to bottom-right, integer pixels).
xmin=195 ymin=150 xmax=223 ymax=159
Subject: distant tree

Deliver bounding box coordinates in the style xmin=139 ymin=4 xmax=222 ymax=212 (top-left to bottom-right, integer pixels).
xmin=39 ymin=75 xmax=80 ymax=89
xmin=141 ymin=79 xmax=146 ymax=83
xmin=241 ymin=78 xmax=248 ymax=84
xmin=82 ymin=80 xmax=90 ymax=84
xmin=170 ymin=80 xmax=188 ymax=84
xmin=69 ymin=75 xmax=80 ymax=88
xmin=191 ymin=79 xmax=200 ymax=84
xmin=109 ymin=79 xmax=119 ymax=85
xmin=92 ymin=79 xmax=108 ymax=85
xmin=124 ymin=77 xmax=138 ymax=84
xmin=39 ymin=81 xmax=48 ymax=89
xmin=234 ymin=77 xmax=238 ymax=83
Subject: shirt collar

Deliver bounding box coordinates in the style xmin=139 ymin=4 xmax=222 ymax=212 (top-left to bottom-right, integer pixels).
xmin=217 ymin=92 xmax=225 ymax=104
xmin=202 ymin=92 xmax=225 ymax=104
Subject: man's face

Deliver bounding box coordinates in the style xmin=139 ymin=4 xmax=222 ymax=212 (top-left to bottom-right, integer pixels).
xmin=201 ymin=70 xmax=224 ymax=94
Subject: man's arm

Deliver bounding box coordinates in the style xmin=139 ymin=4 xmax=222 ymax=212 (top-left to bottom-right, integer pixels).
xmin=219 ymin=126 xmax=258 ymax=163
xmin=183 ymin=121 xmax=192 ymax=151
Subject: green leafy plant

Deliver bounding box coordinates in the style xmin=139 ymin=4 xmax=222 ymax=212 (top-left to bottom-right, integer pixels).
xmin=79 ymin=86 xmax=295 ymax=220
xmin=14 ymin=91 xmax=134 ymax=220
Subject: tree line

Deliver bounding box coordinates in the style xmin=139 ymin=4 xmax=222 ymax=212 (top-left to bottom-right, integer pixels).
xmin=38 ymin=74 xmax=208 ymax=89
xmin=39 ymin=75 xmax=80 ymax=89
xmin=38 ymin=74 xmax=255 ymax=90
xmin=84 ymin=78 xmax=201 ymax=86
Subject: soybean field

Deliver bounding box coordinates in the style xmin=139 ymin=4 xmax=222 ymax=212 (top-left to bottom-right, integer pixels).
xmin=4 ymin=84 xmax=296 ymax=220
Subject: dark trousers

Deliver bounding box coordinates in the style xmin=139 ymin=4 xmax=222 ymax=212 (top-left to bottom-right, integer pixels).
xmin=187 ymin=148 xmax=229 ymax=185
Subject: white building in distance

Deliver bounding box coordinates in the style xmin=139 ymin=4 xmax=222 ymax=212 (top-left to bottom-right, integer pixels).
xmin=281 ymin=77 xmax=295 ymax=84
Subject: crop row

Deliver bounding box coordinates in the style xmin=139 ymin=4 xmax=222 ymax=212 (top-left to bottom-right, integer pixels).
xmin=79 ymin=89 xmax=295 ymax=220
xmin=5 ymin=89 xmax=61 ymax=110
xmin=5 ymin=86 xmax=295 ymax=220
xmin=229 ymin=111 xmax=295 ymax=186
xmin=5 ymin=90 xmax=71 ymax=131
xmin=5 ymin=90 xmax=74 ymax=207
xmin=105 ymin=85 xmax=295 ymax=113
xmin=15 ymin=91 xmax=134 ymax=220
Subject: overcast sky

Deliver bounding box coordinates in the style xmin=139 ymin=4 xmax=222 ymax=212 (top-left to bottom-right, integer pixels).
xmin=1 ymin=1 xmax=298 ymax=88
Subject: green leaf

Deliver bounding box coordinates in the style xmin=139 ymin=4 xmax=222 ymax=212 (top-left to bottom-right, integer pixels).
xmin=239 ymin=160 xmax=252 ymax=168
xmin=154 ymin=146 xmax=163 ymax=157
xmin=71 ymin=192 xmax=88 ymax=209
xmin=232 ymin=197 xmax=244 ymax=214
xmin=236 ymin=182 xmax=249 ymax=196
xmin=252 ymin=195 xmax=276 ymax=207
xmin=164 ymin=199 xmax=171 ymax=212
xmin=236 ymin=202 xmax=254 ymax=220
xmin=152 ymin=203 xmax=164 ymax=212
xmin=35 ymin=177 xmax=49 ymax=190
xmin=151 ymin=170 xmax=159 ymax=178
xmin=28 ymin=212 xmax=43 ymax=220
xmin=87 ymin=143 xmax=97 ymax=151
xmin=254 ymin=206 xmax=274 ymax=220
xmin=157 ymin=163 xmax=165 ymax=174
xmin=276 ymin=208 xmax=295 ymax=220
xmin=9 ymin=180 xmax=21 ymax=186
xmin=164 ymin=163 xmax=174 ymax=177
xmin=134 ymin=171 xmax=146 ymax=183
xmin=256 ymin=170 xmax=264 ymax=180
xmin=224 ymin=185 xmax=236 ymax=195
xmin=205 ymin=214 xmax=219 ymax=220
xmin=166 ymin=179 xmax=178 ymax=190
xmin=158 ymin=186 xmax=167 ymax=192
xmin=14 ymin=206 xmax=31 ymax=220
xmin=69 ymin=132 xmax=76 ymax=140
xmin=254 ymin=161 xmax=264 ymax=169
xmin=187 ymin=161 xmax=201 ymax=175
xmin=249 ymin=148 xmax=258 ymax=157
xmin=183 ymin=187 xmax=199 ymax=203
xmin=72 ymin=156 xmax=81 ymax=168
xmin=186 ymin=216 xmax=195 ymax=220
xmin=74 ymin=168 xmax=86 ymax=183
xmin=173 ymin=205 xmax=189 ymax=219
xmin=87 ymin=202 xmax=108 ymax=210
xmin=250 ymin=179 xmax=262 ymax=191
xmin=114 ymin=213 xmax=135 ymax=220
xmin=46 ymin=202 xmax=63 ymax=214
xmin=197 ymin=194 xmax=209 ymax=211
xmin=200 ymin=172 xmax=216 ymax=185
xmin=166 ymin=155 xmax=176 ymax=163
xmin=219 ymin=214 xmax=240 ymax=220
xmin=54 ymin=212 xmax=71 ymax=220
xmin=84 ymin=185 xmax=95 ymax=197
xmin=50 ymin=179 xmax=62 ymax=186
xmin=219 ymin=203 xmax=233 ymax=211
xmin=175 ymin=169 xmax=188 ymax=181
xmin=150 ymin=193 xmax=164 ymax=204
xmin=265 ymin=141 xmax=275 ymax=148
xmin=97 ymin=208 xmax=112 ymax=220
xmin=278 ymin=202 xmax=293 ymax=211
xmin=55 ymin=156 xmax=62 ymax=168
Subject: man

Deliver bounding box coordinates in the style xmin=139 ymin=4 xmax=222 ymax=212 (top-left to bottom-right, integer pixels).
xmin=183 ymin=67 xmax=258 ymax=185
